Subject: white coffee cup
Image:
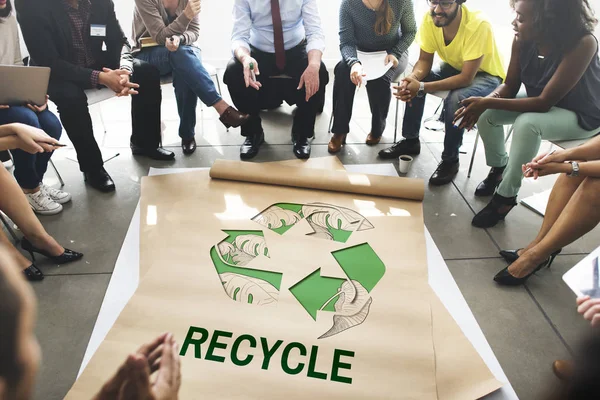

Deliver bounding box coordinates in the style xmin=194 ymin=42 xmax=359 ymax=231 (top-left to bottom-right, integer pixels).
xmin=399 ymin=155 xmax=413 ymax=174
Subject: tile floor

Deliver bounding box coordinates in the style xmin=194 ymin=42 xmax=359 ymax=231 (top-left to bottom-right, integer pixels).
xmin=5 ymin=69 xmax=599 ymax=400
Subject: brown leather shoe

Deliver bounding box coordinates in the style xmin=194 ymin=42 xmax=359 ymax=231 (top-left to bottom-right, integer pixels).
xmin=219 ymin=106 xmax=250 ymax=128
xmin=553 ymin=360 xmax=573 ymax=381
xmin=328 ymin=134 xmax=347 ymax=154
xmin=366 ymin=133 xmax=381 ymax=145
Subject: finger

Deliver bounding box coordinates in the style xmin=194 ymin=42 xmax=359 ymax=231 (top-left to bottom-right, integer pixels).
xmin=137 ymin=333 xmax=169 ymax=357
xmin=102 ymin=67 xmax=112 ymax=73
xmin=147 ymin=344 xmax=164 ymax=368
xmin=172 ymin=340 xmax=181 ymax=388
xmin=0 ymin=105 xmax=9 ymax=109
xmin=39 ymin=143 xmax=56 ymax=152
xmin=250 ymin=81 xmax=261 ymax=90
xmin=297 ymin=75 xmax=305 ymax=90
xmin=592 ymin=313 xmax=600 ymax=327
xmin=98 ymin=355 xmax=134 ymax=395
xmin=243 ymin=68 xmax=250 ymax=88
xmin=125 ymin=82 xmax=140 ymax=89
xmin=27 ymin=104 xmax=37 ymax=113
xmin=158 ymin=333 xmax=175 ymax=386
xmin=114 ymin=69 xmax=132 ymax=76
xmin=253 ymin=61 xmax=260 ymax=76
xmin=583 ymin=304 xmax=600 ymax=321
xmin=577 ymin=296 xmax=591 ymax=306
xmin=578 ymin=299 xmax=600 ymax=314
xmin=130 ymin=358 xmax=152 ymax=398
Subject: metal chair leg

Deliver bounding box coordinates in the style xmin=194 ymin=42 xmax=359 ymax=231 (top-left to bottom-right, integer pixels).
xmin=49 ymin=159 xmax=64 ymax=187
xmin=0 ymin=213 xmax=19 ymax=242
xmin=467 ymin=131 xmax=480 ymax=178
xmin=394 ymin=98 xmax=400 ymax=143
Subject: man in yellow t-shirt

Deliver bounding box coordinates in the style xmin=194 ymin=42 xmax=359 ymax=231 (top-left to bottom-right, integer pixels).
xmin=379 ymin=0 xmax=506 ymax=186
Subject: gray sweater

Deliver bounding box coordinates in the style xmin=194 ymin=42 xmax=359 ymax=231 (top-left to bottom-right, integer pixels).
xmin=132 ymin=0 xmax=200 ymax=53
xmin=340 ymin=0 xmax=416 ymax=68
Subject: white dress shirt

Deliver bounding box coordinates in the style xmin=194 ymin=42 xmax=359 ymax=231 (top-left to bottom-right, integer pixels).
xmin=231 ymin=0 xmax=326 ymax=55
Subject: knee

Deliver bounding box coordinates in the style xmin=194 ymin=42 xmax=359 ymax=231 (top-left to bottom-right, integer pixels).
xmin=443 ymin=92 xmax=462 ymax=119
xmin=319 ymin=62 xmax=329 ymax=87
xmin=42 ymin=111 xmax=63 ymax=140
xmin=49 ymin=83 xmax=87 ymax=108
xmin=579 ymin=177 xmax=600 ymax=197
xmin=223 ymin=57 xmax=244 ymax=86
xmin=6 ymin=107 xmax=41 ymax=128
xmin=334 ymin=61 xmax=350 ymax=78
xmin=478 ymin=109 xmax=497 ymax=132
xmin=132 ymin=62 xmax=161 ymax=84
xmin=513 ymin=113 xmax=542 ymax=138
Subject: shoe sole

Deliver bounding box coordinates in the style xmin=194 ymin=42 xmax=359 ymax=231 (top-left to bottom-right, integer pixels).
xmin=132 ymin=149 xmax=176 ymax=161
xmin=52 ymin=195 xmax=72 ymax=204
xmin=30 ymin=204 xmax=63 ymax=215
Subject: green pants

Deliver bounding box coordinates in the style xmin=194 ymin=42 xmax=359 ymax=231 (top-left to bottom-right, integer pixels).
xmin=478 ymin=105 xmax=598 ymax=198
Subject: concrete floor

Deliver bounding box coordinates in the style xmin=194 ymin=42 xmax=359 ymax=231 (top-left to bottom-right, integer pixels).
xmin=4 ymin=69 xmax=599 ymax=400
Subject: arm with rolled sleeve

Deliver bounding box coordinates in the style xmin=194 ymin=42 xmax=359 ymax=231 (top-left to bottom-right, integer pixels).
xmin=388 ymin=0 xmax=416 ymax=59
xmin=302 ymin=0 xmax=325 ymax=55
xmin=231 ymin=0 xmax=252 ymax=57
xmin=339 ymin=2 xmax=359 ymax=68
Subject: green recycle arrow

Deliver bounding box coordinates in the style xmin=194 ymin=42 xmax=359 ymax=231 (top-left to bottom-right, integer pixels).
xmin=289 ymin=243 xmax=385 ymax=320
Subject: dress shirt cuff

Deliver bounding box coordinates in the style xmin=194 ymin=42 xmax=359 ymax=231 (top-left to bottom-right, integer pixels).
xmin=232 ymin=40 xmax=250 ymax=57
xmin=91 ymin=70 xmax=101 ymax=88
xmin=306 ymin=38 xmax=326 ymax=54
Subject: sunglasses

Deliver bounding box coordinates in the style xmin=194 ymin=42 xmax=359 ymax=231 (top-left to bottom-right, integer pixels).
xmin=426 ymin=0 xmax=457 ymax=10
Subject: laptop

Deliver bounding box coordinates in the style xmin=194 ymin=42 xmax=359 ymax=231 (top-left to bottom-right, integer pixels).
xmin=0 ymin=65 xmax=51 ymax=107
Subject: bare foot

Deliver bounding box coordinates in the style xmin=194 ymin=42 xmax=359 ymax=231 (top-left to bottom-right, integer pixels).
xmin=507 ymin=250 xmax=546 ymax=278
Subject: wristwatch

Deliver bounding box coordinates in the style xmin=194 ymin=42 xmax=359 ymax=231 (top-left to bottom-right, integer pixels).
xmin=567 ymin=161 xmax=580 ymax=177
xmin=416 ymin=81 xmax=425 ymax=98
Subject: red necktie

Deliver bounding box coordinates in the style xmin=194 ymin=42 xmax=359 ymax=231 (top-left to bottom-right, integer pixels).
xmin=270 ymin=0 xmax=286 ymax=71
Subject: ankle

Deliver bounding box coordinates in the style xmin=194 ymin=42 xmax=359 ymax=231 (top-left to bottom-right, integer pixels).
xmin=214 ymin=100 xmax=229 ymax=115
xmin=23 ymin=186 xmax=41 ymax=194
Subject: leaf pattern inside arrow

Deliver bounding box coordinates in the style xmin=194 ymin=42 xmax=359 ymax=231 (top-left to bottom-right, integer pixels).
xmin=319 ymin=280 xmax=372 ymax=339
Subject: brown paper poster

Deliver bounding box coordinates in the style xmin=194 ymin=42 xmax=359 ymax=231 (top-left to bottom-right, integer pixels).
xmin=67 ymin=158 xmax=501 ymax=399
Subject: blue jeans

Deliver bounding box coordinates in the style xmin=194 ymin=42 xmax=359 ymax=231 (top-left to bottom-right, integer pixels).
xmin=0 ymin=107 xmax=62 ymax=189
xmin=135 ymin=45 xmax=222 ymax=140
xmin=402 ymin=63 xmax=502 ymax=162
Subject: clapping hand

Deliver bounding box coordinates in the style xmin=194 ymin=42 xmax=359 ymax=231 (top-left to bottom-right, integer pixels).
xmin=577 ymin=296 xmax=600 ymax=327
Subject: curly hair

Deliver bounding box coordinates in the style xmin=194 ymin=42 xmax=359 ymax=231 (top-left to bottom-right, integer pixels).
xmin=511 ymin=0 xmax=598 ymax=54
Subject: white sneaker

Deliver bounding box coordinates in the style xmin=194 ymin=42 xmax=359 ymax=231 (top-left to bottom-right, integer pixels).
xmin=25 ymin=190 xmax=63 ymax=215
xmin=40 ymin=183 xmax=72 ymax=204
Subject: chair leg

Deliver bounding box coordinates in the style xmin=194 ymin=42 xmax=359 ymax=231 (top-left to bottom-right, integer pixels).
xmin=394 ymin=98 xmax=400 ymax=143
xmin=0 ymin=212 xmax=19 ymax=243
xmin=49 ymin=159 xmax=65 ymax=187
xmin=328 ymin=106 xmax=334 ymax=134
xmin=467 ymin=131 xmax=480 ymax=178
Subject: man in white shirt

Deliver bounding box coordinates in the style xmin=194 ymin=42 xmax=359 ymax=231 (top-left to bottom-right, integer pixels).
xmin=223 ymin=0 xmax=329 ymax=160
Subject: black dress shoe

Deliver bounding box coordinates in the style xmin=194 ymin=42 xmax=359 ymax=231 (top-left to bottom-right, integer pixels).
xmin=378 ymin=138 xmax=421 ymax=159
xmin=240 ymin=132 xmax=264 ymax=160
xmin=475 ymin=166 xmax=505 ymax=197
xmin=131 ymin=143 xmax=175 ymax=161
xmin=182 ymin=138 xmax=197 ymax=155
xmin=493 ymin=253 xmax=559 ymax=286
xmin=293 ymin=137 xmax=311 ymax=160
xmin=472 ymin=193 xmax=517 ymax=228
xmin=23 ymin=264 xmax=44 ymax=281
xmin=500 ymin=248 xmax=562 ymax=263
xmin=429 ymin=160 xmax=459 ymax=186
xmin=21 ymin=237 xmax=84 ymax=264
xmin=83 ymin=167 xmax=115 ymax=192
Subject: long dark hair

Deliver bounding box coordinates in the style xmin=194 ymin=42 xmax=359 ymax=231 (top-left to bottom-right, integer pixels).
xmin=374 ymin=0 xmax=394 ymax=36
xmin=0 ymin=0 xmax=13 ymax=20
xmin=0 ymin=264 xmax=23 ymax=398
xmin=512 ymin=0 xmax=597 ymax=54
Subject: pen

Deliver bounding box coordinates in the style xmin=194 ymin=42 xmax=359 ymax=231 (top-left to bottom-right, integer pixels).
xmin=525 ymin=149 xmax=556 ymax=176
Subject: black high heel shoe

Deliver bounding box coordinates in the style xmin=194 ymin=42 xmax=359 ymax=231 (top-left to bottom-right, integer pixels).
xmin=21 ymin=238 xmax=84 ymax=264
xmin=499 ymin=248 xmax=562 ymax=263
xmin=23 ymin=264 xmax=44 ymax=281
xmin=494 ymin=252 xmax=560 ymax=286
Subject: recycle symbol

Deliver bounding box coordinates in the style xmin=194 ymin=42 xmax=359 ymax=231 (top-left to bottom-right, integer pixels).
xmin=210 ymin=203 xmax=386 ymax=339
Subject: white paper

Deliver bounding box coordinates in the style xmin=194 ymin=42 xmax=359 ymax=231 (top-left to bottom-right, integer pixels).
xmin=563 ymin=245 xmax=600 ymax=298
xmin=520 ymin=189 xmax=551 ymax=217
xmin=357 ymin=50 xmax=393 ymax=82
